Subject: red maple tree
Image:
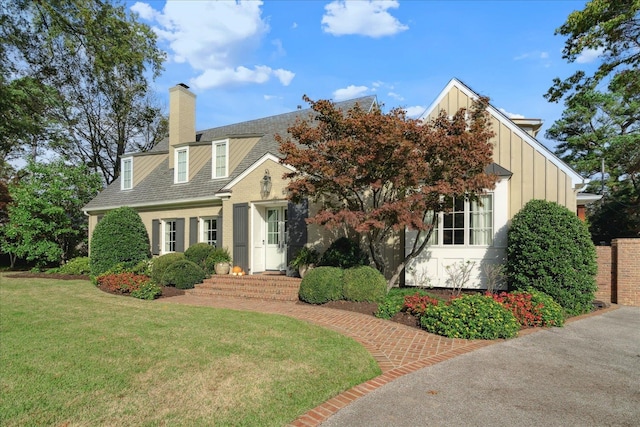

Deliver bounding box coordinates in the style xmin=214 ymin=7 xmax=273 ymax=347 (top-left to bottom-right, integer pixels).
xmin=278 ymin=95 xmax=497 ymax=288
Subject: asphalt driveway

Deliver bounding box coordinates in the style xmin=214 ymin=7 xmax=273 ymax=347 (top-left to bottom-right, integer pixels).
xmin=321 ymin=306 xmax=640 ymax=427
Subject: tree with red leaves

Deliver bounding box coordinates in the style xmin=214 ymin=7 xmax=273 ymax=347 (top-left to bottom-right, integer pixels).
xmin=278 ymin=96 xmax=497 ymax=289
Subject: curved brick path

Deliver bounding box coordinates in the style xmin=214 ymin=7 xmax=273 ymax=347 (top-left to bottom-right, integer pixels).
xmin=160 ymin=294 xmax=497 ymax=426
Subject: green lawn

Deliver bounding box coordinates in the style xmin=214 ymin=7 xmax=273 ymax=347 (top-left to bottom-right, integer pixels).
xmin=0 ymin=274 xmax=380 ymax=426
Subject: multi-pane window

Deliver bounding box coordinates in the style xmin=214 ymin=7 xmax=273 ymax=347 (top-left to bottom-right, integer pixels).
xmin=425 ymin=194 xmax=494 ymax=246
xmin=164 ymin=220 xmax=176 ymax=253
xmin=201 ymin=217 xmax=217 ymax=246
xmin=176 ymin=148 xmax=188 ymax=183
xmin=213 ymin=141 xmax=227 ymax=178
xmin=121 ymin=158 xmax=132 ymax=190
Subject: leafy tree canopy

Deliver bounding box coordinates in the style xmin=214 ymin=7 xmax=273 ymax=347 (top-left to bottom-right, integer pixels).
xmin=546 ymin=0 xmax=640 ymax=102
xmin=1 ymin=159 xmax=102 ymax=268
xmin=278 ymin=96 xmax=497 ymax=288
xmin=0 ymin=0 xmax=167 ymax=184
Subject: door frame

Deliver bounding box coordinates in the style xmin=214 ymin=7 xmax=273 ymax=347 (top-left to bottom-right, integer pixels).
xmin=250 ymin=200 xmax=288 ymax=274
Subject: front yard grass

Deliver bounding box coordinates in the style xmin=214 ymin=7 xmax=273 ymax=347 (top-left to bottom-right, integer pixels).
xmin=0 ymin=274 xmax=380 ymax=426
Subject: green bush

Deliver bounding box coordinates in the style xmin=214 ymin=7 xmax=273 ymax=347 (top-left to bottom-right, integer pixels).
xmin=526 ymin=288 xmax=566 ymax=327
xmin=375 ymin=288 xmax=434 ymax=319
xmin=59 ymin=257 xmax=91 ymax=275
xmin=342 ymin=266 xmax=387 ymax=303
xmin=506 ymin=200 xmax=597 ymax=316
xmin=298 ymin=267 xmax=344 ymax=304
xmin=130 ymin=281 xmax=162 ymax=300
xmin=150 ymin=253 xmax=185 ymax=285
xmin=185 ymin=243 xmax=216 ymax=272
xmin=205 ymin=247 xmax=232 ymax=273
xmin=130 ymin=259 xmax=153 ymax=277
xmin=90 ymin=207 xmax=151 ymax=277
xmin=162 ymin=259 xmax=207 ymax=289
xmin=318 ymin=237 xmax=368 ymax=269
xmin=420 ymin=294 xmax=520 ymax=339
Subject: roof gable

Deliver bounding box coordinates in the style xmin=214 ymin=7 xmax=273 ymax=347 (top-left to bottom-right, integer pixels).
xmin=424 ymin=78 xmax=585 ymax=188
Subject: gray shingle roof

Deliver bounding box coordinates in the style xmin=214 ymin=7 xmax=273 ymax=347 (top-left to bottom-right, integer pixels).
xmin=84 ymin=96 xmax=377 ymax=212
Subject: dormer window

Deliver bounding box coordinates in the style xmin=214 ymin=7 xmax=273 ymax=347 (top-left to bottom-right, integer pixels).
xmin=175 ymin=147 xmax=189 ymax=183
xmin=213 ymin=140 xmax=228 ymax=178
xmin=121 ymin=157 xmax=133 ymax=190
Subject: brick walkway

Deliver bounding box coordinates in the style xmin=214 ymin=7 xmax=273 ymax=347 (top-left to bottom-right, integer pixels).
xmin=160 ymin=294 xmax=497 ymax=426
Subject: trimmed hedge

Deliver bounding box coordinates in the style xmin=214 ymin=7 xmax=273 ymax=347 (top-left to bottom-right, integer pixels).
xmin=162 ymin=259 xmax=207 ymax=289
xmin=90 ymin=207 xmax=151 ymax=277
xmin=150 ymin=253 xmax=185 ymax=285
xmin=185 ymin=243 xmax=216 ymax=273
xmin=298 ymin=267 xmax=344 ymax=304
xmin=342 ymin=266 xmax=387 ymax=302
xmin=506 ymin=200 xmax=597 ymax=316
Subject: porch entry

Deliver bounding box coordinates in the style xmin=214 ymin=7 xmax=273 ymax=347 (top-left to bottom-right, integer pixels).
xmin=265 ymin=207 xmax=287 ymax=271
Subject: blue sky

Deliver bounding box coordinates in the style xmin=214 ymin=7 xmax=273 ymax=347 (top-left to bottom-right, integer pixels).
xmin=129 ymin=0 xmax=599 ymax=150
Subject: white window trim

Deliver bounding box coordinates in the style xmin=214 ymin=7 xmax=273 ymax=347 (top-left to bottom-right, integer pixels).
xmin=199 ymin=216 xmax=218 ymax=246
xmin=162 ymin=219 xmax=177 ymax=254
xmin=174 ymin=146 xmax=189 ymax=184
xmin=432 ymin=193 xmax=494 ymax=247
xmin=212 ymin=139 xmax=229 ymax=179
xmin=121 ymin=157 xmax=133 ymax=190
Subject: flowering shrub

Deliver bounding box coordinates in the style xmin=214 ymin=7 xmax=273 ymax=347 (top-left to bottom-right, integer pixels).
xmin=403 ymin=293 xmax=439 ymax=316
xmin=419 ymin=294 xmax=520 ymax=339
xmin=130 ymin=281 xmax=162 ymax=300
xmin=375 ymin=288 xmax=432 ymax=319
xmin=490 ymin=290 xmax=565 ymax=327
xmin=96 ymin=272 xmax=152 ymax=295
xmin=489 ymin=291 xmax=542 ymax=327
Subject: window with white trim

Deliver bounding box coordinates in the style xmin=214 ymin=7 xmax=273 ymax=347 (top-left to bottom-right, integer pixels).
xmin=200 ymin=217 xmax=217 ymax=246
xmin=121 ymin=157 xmax=133 ymax=190
xmin=164 ymin=220 xmax=177 ymax=253
xmin=175 ymin=147 xmax=188 ymax=183
xmin=426 ymin=194 xmax=494 ymax=246
xmin=213 ymin=140 xmax=228 ymax=178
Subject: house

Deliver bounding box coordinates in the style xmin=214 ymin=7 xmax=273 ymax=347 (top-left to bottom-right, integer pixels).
xmin=83 ymin=79 xmax=588 ymax=288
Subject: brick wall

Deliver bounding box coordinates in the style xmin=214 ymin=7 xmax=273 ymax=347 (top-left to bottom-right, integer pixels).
xmin=595 ymin=246 xmax=612 ymax=304
xmin=596 ymin=239 xmax=640 ymax=307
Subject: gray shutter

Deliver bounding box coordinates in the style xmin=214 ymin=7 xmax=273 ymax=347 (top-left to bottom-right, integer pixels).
xmin=216 ymin=215 xmax=223 ymax=248
xmin=176 ymin=218 xmax=185 ymax=252
xmin=151 ymin=219 xmax=160 ymax=255
xmin=189 ymin=217 xmax=198 ymax=247
xmin=233 ymin=203 xmax=248 ymax=271
xmin=287 ymin=199 xmax=309 ymax=262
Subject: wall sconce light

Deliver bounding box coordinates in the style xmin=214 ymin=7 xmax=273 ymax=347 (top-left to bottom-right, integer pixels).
xmin=260 ymin=169 xmax=272 ymax=198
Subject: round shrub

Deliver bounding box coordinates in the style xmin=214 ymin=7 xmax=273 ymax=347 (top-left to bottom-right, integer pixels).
xmin=506 ymin=200 xmax=597 ymax=316
xmin=342 ymin=266 xmax=387 ymax=302
xmin=162 ymin=259 xmax=207 ymax=289
xmin=298 ymin=267 xmax=344 ymax=304
xmin=59 ymin=256 xmax=91 ymax=275
xmin=90 ymin=207 xmax=151 ymax=277
xmin=420 ymin=294 xmax=520 ymax=339
xmin=150 ymin=252 xmax=185 ymax=285
xmin=318 ymin=237 xmax=369 ymax=269
xmin=185 ymin=243 xmax=216 ymax=272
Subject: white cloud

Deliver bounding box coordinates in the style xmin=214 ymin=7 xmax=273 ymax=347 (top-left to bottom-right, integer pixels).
xmin=322 ymin=0 xmax=408 ymax=38
xmin=403 ymin=105 xmax=426 ymax=118
xmin=132 ymin=1 xmax=295 ymax=89
xmin=514 ymin=51 xmax=549 ymax=61
xmin=576 ymin=47 xmax=604 ymax=64
xmin=388 ymin=91 xmax=404 ymax=101
xmin=333 ymin=85 xmax=370 ymax=101
xmin=499 ymin=108 xmax=525 ymax=119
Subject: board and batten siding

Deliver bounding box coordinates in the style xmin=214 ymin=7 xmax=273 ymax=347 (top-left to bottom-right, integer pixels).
xmin=188 ymin=145 xmax=210 ymax=181
xmin=425 ymin=85 xmax=577 ymax=219
xmin=229 ymin=136 xmax=261 ymax=177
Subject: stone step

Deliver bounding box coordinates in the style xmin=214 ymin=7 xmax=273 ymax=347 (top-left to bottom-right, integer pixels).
xmin=185 ymin=274 xmax=301 ymax=302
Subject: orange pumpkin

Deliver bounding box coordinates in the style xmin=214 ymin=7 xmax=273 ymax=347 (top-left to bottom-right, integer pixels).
xmin=232 ymin=265 xmax=243 ymax=274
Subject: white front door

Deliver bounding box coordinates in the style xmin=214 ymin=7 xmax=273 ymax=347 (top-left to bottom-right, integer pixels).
xmin=265 ymin=207 xmax=287 ymax=270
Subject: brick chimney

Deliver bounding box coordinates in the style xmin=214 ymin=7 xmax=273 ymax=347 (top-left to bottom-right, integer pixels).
xmin=169 ymin=83 xmax=196 ymax=169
